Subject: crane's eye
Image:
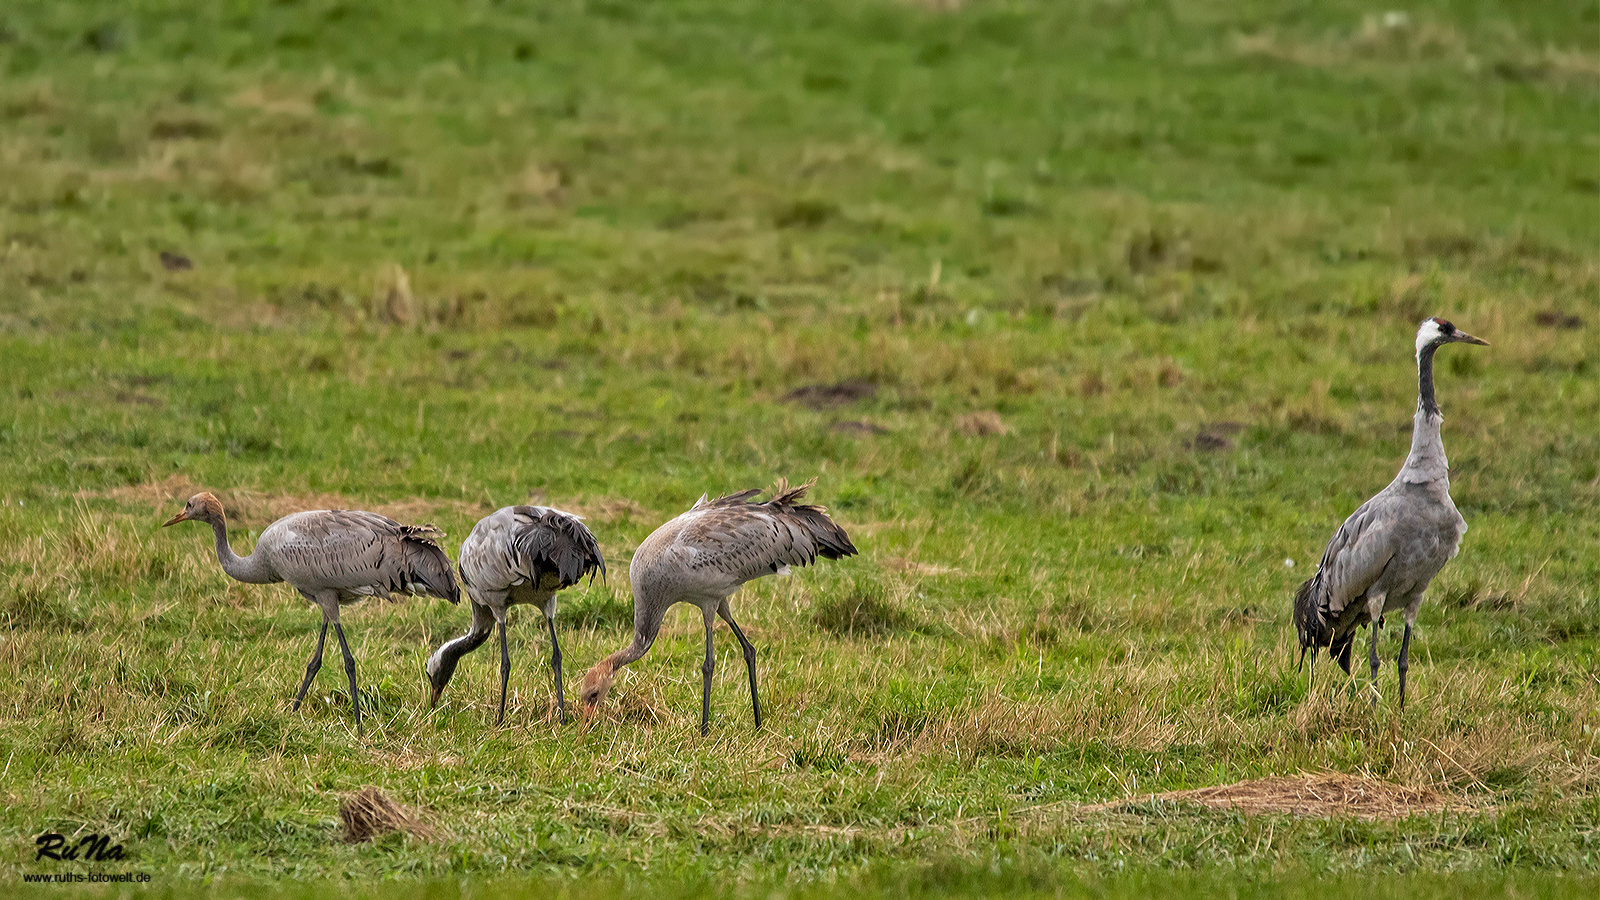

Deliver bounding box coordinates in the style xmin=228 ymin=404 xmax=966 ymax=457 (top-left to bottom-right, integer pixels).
xmin=1439 ymin=320 xmax=1455 ymax=334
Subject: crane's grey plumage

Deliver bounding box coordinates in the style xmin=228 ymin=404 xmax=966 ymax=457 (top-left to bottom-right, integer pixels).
xmin=1294 ymin=317 xmax=1488 ymax=708
xmin=578 ymin=478 xmax=857 ymax=735
xmin=163 ymin=492 xmax=459 ymax=734
xmin=426 ymin=505 xmax=605 ymax=725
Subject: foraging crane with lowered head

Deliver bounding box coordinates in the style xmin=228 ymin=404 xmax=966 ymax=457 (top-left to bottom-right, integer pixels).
xmin=426 ymin=505 xmax=605 ymax=725
xmin=163 ymin=492 xmax=459 ymax=734
xmin=578 ymin=479 xmax=856 ymax=735
xmin=1294 ymin=317 xmax=1489 ymax=708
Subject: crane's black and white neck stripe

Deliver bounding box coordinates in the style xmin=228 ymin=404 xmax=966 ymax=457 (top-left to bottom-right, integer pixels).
xmin=1414 ymin=316 xmax=1458 ymax=417
xmin=1400 ymin=317 xmax=1487 ymax=485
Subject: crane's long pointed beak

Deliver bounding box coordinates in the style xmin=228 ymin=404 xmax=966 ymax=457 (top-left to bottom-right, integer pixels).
xmin=429 ymin=685 xmax=443 ymax=710
xmin=1456 ymin=331 xmax=1489 ymax=346
xmin=162 ymin=511 xmax=187 ymax=527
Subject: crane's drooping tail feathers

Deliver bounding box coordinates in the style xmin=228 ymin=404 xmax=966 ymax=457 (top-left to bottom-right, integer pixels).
xmin=775 ymin=502 xmax=857 ymax=561
xmin=701 ymin=478 xmax=858 ymax=562
xmin=510 ymin=509 xmax=607 ymax=587
xmin=1293 ymin=571 xmax=1330 ymax=655
xmin=760 ymin=477 xmax=857 ymax=560
xmin=1293 ymin=569 xmax=1359 ymax=673
xmin=398 ymin=525 xmax=460 ymax=603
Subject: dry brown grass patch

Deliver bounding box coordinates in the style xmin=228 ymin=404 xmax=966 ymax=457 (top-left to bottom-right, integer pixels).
xmin=338 ymin=786 xmax=437 ymax=843
xmin=544 ymin=495 xmax=653 ymax=524
xmin=881 ymin=556 xmax=962 ymax=577
xmin=955 ymin=411 xmax=1012 ymax=437
xmin=230 ymin=84 xmax=317 ymax=117
xmin=1079 ymin=773 xmax=1467 ymax=820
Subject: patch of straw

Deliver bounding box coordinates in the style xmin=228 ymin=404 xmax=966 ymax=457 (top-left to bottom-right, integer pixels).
xmin=1079 ymin=773 xmax=1470 ymax=820
xmin=337 ymin=786 xmax=438 ymax=843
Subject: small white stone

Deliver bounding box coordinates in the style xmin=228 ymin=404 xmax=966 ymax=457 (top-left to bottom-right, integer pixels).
xmin=1284 ymin=558 xmax=1296 ymax=568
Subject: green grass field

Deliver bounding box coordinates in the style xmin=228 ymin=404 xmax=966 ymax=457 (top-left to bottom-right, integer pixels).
xmin=2 ymin=0 xmax=1597 ymax=895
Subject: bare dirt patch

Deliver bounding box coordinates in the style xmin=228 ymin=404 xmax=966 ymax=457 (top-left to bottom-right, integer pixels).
xmin=1192 ymin=421 xmax=1246 ymax=452
xmin=1533 ymin=310 xmax=1584 ymax=330
xmin=785 ymin=380 xmax=876 ymax=410
xmin=1080 ymin=773 xmax=1466 ymax=820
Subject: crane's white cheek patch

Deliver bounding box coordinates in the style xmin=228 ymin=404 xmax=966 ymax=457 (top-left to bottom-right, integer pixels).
xmin=1415 ymin=320 xmax=1443 ymax=356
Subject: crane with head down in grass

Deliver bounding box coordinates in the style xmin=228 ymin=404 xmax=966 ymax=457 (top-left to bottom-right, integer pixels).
xmin=1294 ymin=317 xmax=1489 ymax=708
xmin=426 ymin=505 xmax=605 ymax=725
xmin=578 ymin=479 xmax=857 ymax=735
xmin=163 ymin=492 xmax=459 ymax=734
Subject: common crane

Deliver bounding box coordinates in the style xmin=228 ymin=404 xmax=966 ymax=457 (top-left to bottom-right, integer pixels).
xmin=1294 ymin=317 xmax=1488 ymax=708
xmin=426 ymin=505 xmax=605 ymax=725
xmin=578 ymin=479 xmax=856 ymax=735
xmin=163 ymin=492 xmax=459 ymax=734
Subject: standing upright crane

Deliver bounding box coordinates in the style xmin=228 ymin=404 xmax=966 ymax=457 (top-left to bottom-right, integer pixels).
xmin=1295 ymin=317 xmax=1489 ymax=708
xmin=426 ymin=505 xmax=605 ymax=725
xmin=578 ymin=479 xmax=856 ymax=735
xmin=163 ymin=492 xmax=460 ymax=734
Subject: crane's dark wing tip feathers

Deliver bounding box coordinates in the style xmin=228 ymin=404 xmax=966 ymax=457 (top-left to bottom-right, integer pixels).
xmin=699 ymin=477 xmax=857 ymax=567
xmin=398 ymin=524 xmax=460 ymax=603
xmin=766 ymin=479 xmax=857 ymax=562
xmin=511 ymin=508 xmax=606 ymax=590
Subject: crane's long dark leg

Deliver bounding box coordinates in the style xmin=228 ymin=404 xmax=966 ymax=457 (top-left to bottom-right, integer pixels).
xmin=700 ymin=606 xmax=716 ymax=736
xmin=333 ymin=621 xmax=362 ymax=736
xmin=496 ymin=618 xmax=511 ymax=727
xmin=1397 ymin=623 xmax=1413 ymax=711
xmin=546 ymin=612 xmax=566 ymax=725
xmin=718 ymin=599 xmax=760 ymax=730
xmin=1367 ymin=619 xmax=1382 ymax=708
xmin=292 ymin=618 xmax=329 ymax=711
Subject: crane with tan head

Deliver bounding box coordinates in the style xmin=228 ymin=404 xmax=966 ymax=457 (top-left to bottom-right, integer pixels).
xmin=163 ymin=492 xmax=459 ymax=734
xmin=426 ymin=505 xmax=605 ymax=725
xmin=579 ymin=479 xmax=856 ymax=735
xmin=1295 ymin=317 xmax=1489 ymax=708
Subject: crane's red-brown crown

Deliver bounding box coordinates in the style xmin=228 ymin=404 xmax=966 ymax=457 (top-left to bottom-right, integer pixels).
xmin=189 ymin=491 xmax=225 ymax=521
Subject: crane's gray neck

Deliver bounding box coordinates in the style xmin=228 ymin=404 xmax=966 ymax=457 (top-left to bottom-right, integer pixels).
xmin=603 ymin=613 xmax=663 ymax=673
xmin=209 ymin=517 xmax=276 ymax=584
xmin=427 ymin=604 xmax=495 ymax=691
xmin=1398 ymin=344 xmax=1448 ymax=485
